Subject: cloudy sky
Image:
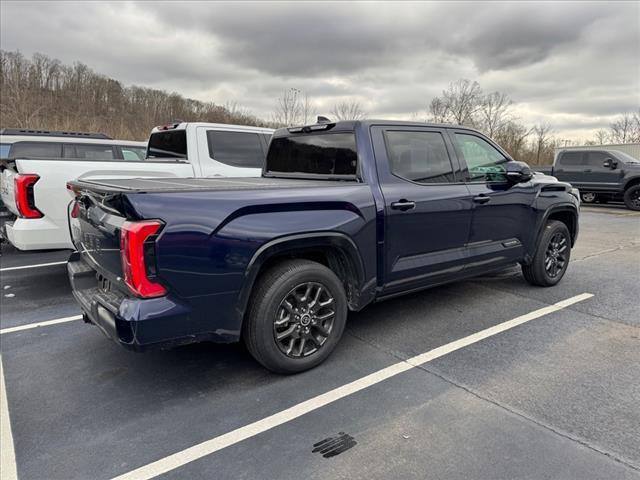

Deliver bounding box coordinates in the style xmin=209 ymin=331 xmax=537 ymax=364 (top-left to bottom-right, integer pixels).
xmin=1 ymin=1 xmax=638 ymax=140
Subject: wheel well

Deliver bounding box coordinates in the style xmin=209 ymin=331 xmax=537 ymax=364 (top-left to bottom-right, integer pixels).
xmin=624 ymin=177 xmax=640 ymax=192
xmin=547 ymin=210 xmax=577 ymax=246
xmin=256 ymin=246 xmax=361 ymax=310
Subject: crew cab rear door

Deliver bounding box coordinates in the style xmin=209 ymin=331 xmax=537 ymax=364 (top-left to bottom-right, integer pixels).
xmin=371 ymin=126 xmax=473 ymax=294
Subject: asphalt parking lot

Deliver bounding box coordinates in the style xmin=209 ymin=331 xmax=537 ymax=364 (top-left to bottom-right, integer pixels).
xmin=1 ymin=204 xmax=639 ymax=480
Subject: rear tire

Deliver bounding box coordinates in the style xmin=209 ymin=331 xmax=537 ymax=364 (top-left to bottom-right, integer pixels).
xmin=623 ymin=185 xmax=640 ymax=211
xmin=243 ymin=259 xmax=347 ymax=374
xmin=581 ymin=192 xmax=597 ymax=203
xmin=522 ymin=220 xmax=571 ymax=287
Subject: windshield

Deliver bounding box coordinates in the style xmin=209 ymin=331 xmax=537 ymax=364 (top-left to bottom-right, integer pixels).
xmin=147 ymin=130 xmax=187 ymax=159
xmin=266 ymin=133 xmax=357 ymax=177
xmin=612 ymin=150 xmax=640 ymax=164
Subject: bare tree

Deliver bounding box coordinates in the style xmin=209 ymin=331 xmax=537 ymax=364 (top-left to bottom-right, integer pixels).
xmin=609 ymin=112 xmax=635 ymax=143
xmin=441 ymin=79 xmax=482 ymax=126
xmin=331 ymin=100 xmax=367 ymax=120
xmin=478 ymin=91 xmax=512 ymax=138
xmin=494 ymin=121 xmax=533 ymax=161
xmin=533 ymin=123 xmax=554 ymax=165
xmin=271 ymin=88 xmax=315 ymax=127
xmin=594 ymin=129 xmax=609 ymax=145
xmin=427 ymin=97 xmax=449 ymax=123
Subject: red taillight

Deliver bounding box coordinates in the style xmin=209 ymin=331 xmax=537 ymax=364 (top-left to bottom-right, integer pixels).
xmin=120 ymin=220 xmax=167 ymax=298
xmin=14 ymin=174 xmax=43 ymax=218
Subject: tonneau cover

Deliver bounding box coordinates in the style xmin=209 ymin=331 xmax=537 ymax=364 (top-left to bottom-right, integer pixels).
xmin=69 ymin=176 xmax=357 ymax=193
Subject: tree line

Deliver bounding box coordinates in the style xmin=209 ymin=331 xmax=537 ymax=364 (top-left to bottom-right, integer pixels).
xmin=0 ymin=50 xmax=268 ymax=140
xmin=1 ymin=51 xmax=638 ymax=165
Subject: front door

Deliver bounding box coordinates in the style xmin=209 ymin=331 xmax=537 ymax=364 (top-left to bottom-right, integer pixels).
xmin=582 ymin=151 xmax=625 ymax=191
xmin=449 ymin=131 xmax=538 ymax=273
xmin=371 ymin=126 xmax=473 ymax=295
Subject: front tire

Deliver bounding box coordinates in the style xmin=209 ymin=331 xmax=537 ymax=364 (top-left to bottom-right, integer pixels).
xmin=522 ymin=220 xmax=571 ymax=287
xmin=243 ymin=259 xmax=348 ymax=374
xmin=623 ymin=185 xmax=640 ymax=211
xmin=581 ymin=192 xmax=597 ymax=203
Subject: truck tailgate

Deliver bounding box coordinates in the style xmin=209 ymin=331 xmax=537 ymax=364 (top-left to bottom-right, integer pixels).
xmin=0 ymin=162 xmax=19 ymax=216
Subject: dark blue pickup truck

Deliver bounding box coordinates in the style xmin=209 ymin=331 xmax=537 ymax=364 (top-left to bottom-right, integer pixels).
xmin=67 ymin=120 xmax=580 ymax=373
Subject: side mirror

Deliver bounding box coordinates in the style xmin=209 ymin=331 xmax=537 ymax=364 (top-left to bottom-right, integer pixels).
xmin=505 ymin=161 xmax=533 ymax=184
xmin=603 ymin=158 xmax=618 ymax=169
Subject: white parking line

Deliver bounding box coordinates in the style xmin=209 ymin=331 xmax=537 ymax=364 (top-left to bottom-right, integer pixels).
xmin=0 ymin=356 xmax=18 ymax=480
xmin=0 ymin=260 xmax=67 ymax=272
xmin=112 ymin=292 xmax=594 ymax=480
xmin=0 ymin=315 xmax=82 ymax=335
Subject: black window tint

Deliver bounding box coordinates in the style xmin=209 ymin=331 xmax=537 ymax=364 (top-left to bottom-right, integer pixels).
xmin=558 ymin=152 xmax=583 ymax=166
xmin=585 ymin=151 xmax=609 ymax=167
xmin=266 ymin=133 xmax=357 ymax=176
xmin=71 ymin=144 xmax=115 ymax=160
xmin=207 ymin=131 xmax=264 ymax=168
xmin=385 ymin=131 xmax=454 ymax=184
xmin=122 ymin=147 xmax=146 ymax=161
xmin=9 ymin=142 xmax=62 ymax=158
xmin=454 ymin=133 xmax=508 ymax=182
xmin=148 ymin=130 xmax=187 ymax=158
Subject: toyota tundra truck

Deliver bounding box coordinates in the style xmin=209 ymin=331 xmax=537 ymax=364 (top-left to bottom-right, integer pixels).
xmin=67 ymin=120 xmax=580 ymax=373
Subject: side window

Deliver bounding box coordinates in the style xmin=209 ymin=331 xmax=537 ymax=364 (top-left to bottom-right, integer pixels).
xmin=0 ymin=144 xmax=10 ymax=159
xmin=122 ymin=147 xmax=146 ymax=161
xmin=384 ymin=131 xmax=455 ymax=184
xmin=9 ymin=142 xmax=62 ymax=158
xmin=207 ymin=131 xmax=265 ymax=168
xmin=585 ymin=152 xmax=608 ymax=167
xmin=558 ymin=152 xmax=583 ymax=166
xmin=72 ymin=144 xmax=116 ymax=160
xmin=454 ymin=133 xmax=508 ymax=182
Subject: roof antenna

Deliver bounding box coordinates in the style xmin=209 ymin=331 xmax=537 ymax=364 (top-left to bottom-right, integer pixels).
xmin=317 ymin=116 xmax=331 ymax=124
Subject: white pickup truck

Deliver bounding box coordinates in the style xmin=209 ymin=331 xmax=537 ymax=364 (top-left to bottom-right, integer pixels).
xmin=0 ymin=122 xmax=273 ymax=250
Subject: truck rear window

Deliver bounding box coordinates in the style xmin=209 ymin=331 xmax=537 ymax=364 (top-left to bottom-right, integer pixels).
xmin=266 ymin=133 xmax=357 ymax=176
xmin=148 ymin=130 xmax=187 ymax=159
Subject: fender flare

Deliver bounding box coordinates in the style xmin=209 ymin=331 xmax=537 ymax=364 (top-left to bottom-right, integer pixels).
xmin=235 ymin=232 xmax=368 ymax=325
xmin=531 ymin=204 xmax=579 ymax=262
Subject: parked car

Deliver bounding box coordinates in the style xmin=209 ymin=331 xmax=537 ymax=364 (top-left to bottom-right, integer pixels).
xmin=67 ymin=120 xmax=580 ymax=373
xmin=536 ymin=148 xmax=640 ymax=210
xmin=0 ymin=123 xmax=273 ymax=250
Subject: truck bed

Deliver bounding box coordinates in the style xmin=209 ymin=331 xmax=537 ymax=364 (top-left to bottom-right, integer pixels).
xmin=69 ymin=176 xmax=359 ymax=193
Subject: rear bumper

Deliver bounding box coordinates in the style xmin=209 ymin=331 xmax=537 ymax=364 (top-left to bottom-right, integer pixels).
xmin=4 ymin=217 xmax=74 ymax=250
xmin=67 ymin=252 xmax=231 ymax=351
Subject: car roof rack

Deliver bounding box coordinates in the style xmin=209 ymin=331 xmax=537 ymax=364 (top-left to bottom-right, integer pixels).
xmin=0 ymin=128 xmax=112 ymax=139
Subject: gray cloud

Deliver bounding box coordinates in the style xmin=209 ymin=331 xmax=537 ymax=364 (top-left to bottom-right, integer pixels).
xmin=1 ymin=0 xmax=638 ymax=140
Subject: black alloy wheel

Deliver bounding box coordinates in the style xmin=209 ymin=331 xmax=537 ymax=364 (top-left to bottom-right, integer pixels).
xmin=273 ymin=282 xmax=336 ymax=358
xmin=544 ymin=232 xmax=568 ymax=278
xmin=624 ymin=185 xmax=640 ymax=211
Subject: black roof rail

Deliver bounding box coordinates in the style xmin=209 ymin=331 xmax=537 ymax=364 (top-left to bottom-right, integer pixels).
xmin=0 ymin=128 xmax=112 ymax=139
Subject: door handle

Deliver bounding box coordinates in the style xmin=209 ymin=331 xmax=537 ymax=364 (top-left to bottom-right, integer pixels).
xmin=583 ymin=169 xmax=592 ymax=173
xmin=390 ymin=199 xmax=416 ymax=211
xmin=473 ymin=194 xmax=491 ymax=204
